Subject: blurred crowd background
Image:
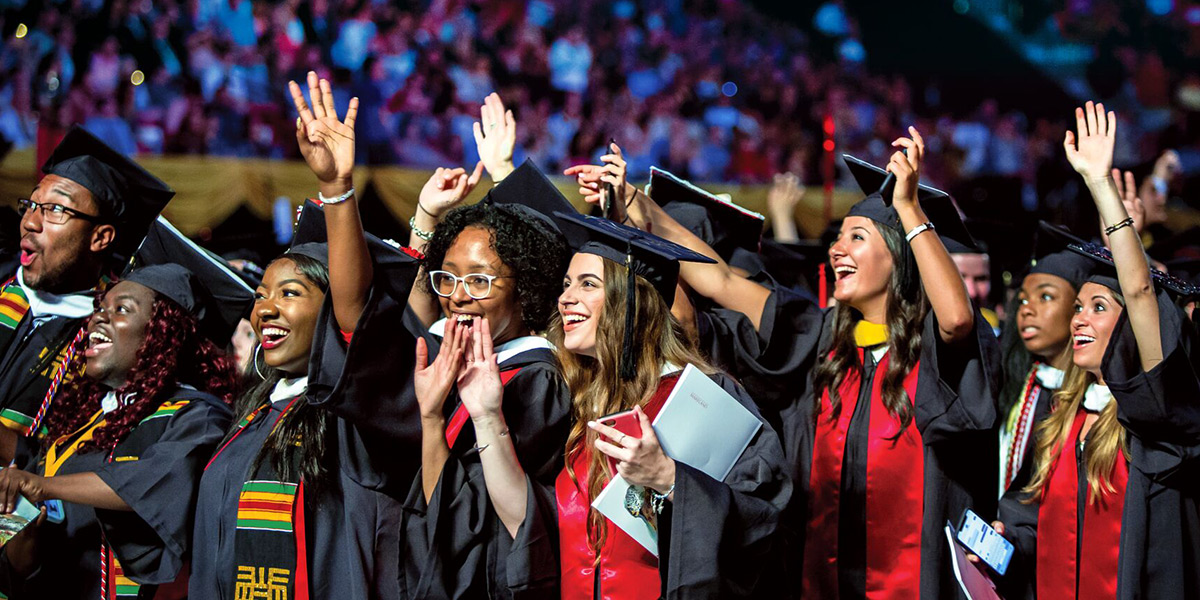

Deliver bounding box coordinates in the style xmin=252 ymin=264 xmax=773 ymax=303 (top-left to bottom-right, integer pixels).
xmin=1 ymin=0 xmax=1200 ymax=280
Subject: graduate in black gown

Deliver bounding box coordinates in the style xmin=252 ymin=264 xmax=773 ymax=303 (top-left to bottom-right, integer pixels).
xmin=996 ymin=225 xmax=1096 ymax=497
xmin=189 ymin=72 xmax=421 ymax=600
xmin=455 ymin=197 xmax=790 ymax=598
xmin=0 ymin=226 xmax=249 ymax=598
xmin=0 ymin=127 xmax=172 ymax=462
xmin=402 ymin=156 xmax=574 ymax=599
xmin=994 ymin=102 xmax=1200 ymax=600
xmin=588 ymin=132 xmax=999 ymax=598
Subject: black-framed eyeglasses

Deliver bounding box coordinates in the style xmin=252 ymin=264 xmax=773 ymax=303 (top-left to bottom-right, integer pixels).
xmin=428 ymin=270 xmax=512 ymax=300
xmin=17 ymin=198 xmax=104 ymax=225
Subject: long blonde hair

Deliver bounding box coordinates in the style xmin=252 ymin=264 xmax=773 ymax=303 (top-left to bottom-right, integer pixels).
xmin=547 ymin=256 xmax=715 ymax=559
xmin=1024 ymin=294 xmax=1129 ymax=504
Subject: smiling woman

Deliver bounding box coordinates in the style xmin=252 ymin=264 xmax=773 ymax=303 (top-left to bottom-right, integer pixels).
xmin=0 ymin=261 xmax=243 ymax=600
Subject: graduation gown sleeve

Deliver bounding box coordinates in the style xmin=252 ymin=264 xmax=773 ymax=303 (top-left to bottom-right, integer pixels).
xmin=94 ymin=393 xmax=233 ymax=584
xmin=915 ymin=308 xmax=1003 ymax=445
xmin=995 ymin=488 xmax=1039 ymax=600
xmin=1102 ymin=292 xmax=1200 ymax=600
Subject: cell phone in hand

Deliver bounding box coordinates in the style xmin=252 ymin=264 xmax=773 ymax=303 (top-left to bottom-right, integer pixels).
xmin=601 ymin=138 xmax=627 ymax=224
xmin=956 ymin=508 xmax=1014 ymax=576
xmin=598 ymin=408 xmax=641 ymax=474
xmin=0 ymin=494 xmax=43 ymax=546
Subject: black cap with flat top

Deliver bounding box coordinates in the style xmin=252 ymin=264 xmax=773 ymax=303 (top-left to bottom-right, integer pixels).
xmin=129 ymin=217 xmax=255 ymax=342
xmin=647 ymin=166 xmax=765 ymax=261
xmin=1038 ymin=221 xmax=1200 ymax=299
xmin=41 ymin=126 xmax=175 ymax=268
xmin=842 ymin=154 xmax=978 ymax=250
xmin=484 ymin=159 xmax=577 ymax=234
xmin=553 ymin=211 xmax=716 ymax=380
xmin=1029 ymin=222 xmax=1098 ymax=290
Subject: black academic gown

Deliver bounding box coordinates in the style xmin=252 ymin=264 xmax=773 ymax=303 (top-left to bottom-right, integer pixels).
xmin=1001 ymin=376 xmax=1056 ymax=497
xmin=504 ymin=371 xmax=791 ymax=599
xmin=700 ymin=285 xmax=1000 ymax=599
xmin=0 ymin=386 xmax=231 ymax=599
xmin=191 ymin=253 xmax=422 ymax=600
xmin=997 ymin=293 xmax=1200 ymax=600
xmin=0 ymin=268 xmax=89 ymax=436
xmin=399 ymin=334 xmax=572 ymax=599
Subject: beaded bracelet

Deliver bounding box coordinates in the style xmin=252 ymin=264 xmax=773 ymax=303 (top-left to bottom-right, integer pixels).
xmin=409 ymin=216 xmax=435 ymax=241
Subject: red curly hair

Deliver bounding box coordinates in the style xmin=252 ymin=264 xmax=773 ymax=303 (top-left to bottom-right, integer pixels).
xmin=43 ymin=295 xmax=240 ymax=452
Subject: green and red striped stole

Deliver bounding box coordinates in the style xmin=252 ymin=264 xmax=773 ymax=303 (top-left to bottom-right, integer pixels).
xmin=0 ymin=277 xmax=30 ymax=331
xmin=236 ymin=480 xmax=299 ymax=533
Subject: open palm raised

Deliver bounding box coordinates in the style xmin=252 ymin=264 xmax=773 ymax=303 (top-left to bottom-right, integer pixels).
xmin=288 ymin=70 xmax=359 ymax=187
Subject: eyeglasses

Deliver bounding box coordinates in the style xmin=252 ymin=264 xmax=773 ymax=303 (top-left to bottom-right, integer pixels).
xmin=17 ymin=198 xmax=104 ymax=225
xmin=428 ymin=270 xmax=512 ymax=300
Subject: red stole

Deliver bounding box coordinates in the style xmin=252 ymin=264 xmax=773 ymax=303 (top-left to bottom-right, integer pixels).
xmin=444 ymin=367 xmax=523 ymax=447
xmin=1036 ymin=408 xmax=1127 ymax=600
xmin=556 ymin=374 xmax=680 ymax=600
xmin=803 ymin=349 xmax=923 ymax=600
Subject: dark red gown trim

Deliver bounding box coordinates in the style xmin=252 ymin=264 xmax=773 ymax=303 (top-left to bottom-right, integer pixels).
xmin=1036 ymin=408 xmax=1127 ymax=600
xmin=803 ymin=349 xmax=923 ymax=600
xmin=556 ymin=374 xmax=680 ymax=600
xmin=444 ymin=367 xmax=523 ymax=447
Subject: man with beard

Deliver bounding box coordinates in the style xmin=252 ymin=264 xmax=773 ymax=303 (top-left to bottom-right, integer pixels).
xmin=0 ymin=126 xmax=172 ymax=462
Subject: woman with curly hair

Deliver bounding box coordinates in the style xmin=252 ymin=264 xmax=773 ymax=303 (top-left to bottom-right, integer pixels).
xmin=401 ymin=94 xmax=574 ymax=598
xmin=450 ymin=206 xmax=789 ymax=598
xmin=0 ymin=257 xmax=246 ymax=599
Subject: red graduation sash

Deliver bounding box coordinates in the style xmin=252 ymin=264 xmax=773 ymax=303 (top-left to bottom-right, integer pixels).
xmin=1036 ymin=408 xmax=1127 ymax=600
xmin=803 ymin=349 xmax=923 ymax=600
xmin=556 ymin=374 xmax=678 ymax=600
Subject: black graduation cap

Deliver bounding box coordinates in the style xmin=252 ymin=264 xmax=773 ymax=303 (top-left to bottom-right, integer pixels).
xmin=484 ymin=159 xmax=578 ymax=234
xmin=646 ymin=167 xmax=765 ymax=261
xmin=1029 ymin=222 xmax=1098 ymax=291
xmin=41 ymin=126 xmax=175 ymax=268
xmin=129 ymin=217 xmax=255 ymax=342
xmin=842 ymin=154 xmax=977 ymax=250
xmin=552 ymin=210 xmax=716 ymax=379
xmin=290 ymin=200 xmax=421 ymax=300
xmin=1039 ymin=223 xmax=1200 ymax=299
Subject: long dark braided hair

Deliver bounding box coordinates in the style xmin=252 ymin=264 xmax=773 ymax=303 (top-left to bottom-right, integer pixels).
xmin=44 ymin=298 xmax=240 ymax=452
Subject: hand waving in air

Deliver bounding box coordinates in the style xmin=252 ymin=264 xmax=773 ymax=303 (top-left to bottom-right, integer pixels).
xmin=473 ymin=93 xmax=517 ymax=182
xmin=288 ymin=71 xmax=358 ymax=197
xmin=1064 ymin=101 xmax=1116 ymax=182
xmin=418 ymin=163 xmax=486 ymax=221
xmin=1101 ymin=169 xmax=1145 ymax=245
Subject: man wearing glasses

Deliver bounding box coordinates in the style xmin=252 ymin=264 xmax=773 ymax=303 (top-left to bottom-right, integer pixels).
xmin=0 ymin=126 xmax=172 ymax=461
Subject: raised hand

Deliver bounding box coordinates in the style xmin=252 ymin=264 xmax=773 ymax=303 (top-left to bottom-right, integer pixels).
xmin=473 ymin=93 xmax=517 ymax=182
xmin=288 ymin=71 xmax=358 ymax=196
xmin=767 ymin=172 xmax=805 ymax=243
xmin=589 ymin=405 xmax=676 ymax=494
xmin=414 ymin=318 xmax=467 ymax=422
xmin=888 ymin=126 xmax=925 ymax=209
xmin=418 ymin=163 xmax=485 ymax=221
xmin=564 ymin=142 xmax=630 ymax=209
xmin=1064 ymin=101 xmax=1116 ymax=182
xmin=458 ymin=317 xmax=503 ymax=422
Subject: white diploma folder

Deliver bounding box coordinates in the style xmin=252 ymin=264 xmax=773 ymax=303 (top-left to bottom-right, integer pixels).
xmin=592 ymin=364 xmax=763 ymax=555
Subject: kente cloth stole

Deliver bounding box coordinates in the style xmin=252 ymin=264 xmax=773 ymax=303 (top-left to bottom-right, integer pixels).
xmin=223 ymin=397 xmax=310 ymax=600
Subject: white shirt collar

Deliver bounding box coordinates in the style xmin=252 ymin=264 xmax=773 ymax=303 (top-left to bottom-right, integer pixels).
xmin=271 ymin=376 xmax=308 ymax=403
xmin=16 ymin=267 xmax=95 ymax=319
xmin=1033 ymin=363 xmax=1065 ymax=390
xmin=1082 ymin=383 xmax=1114 ymax=413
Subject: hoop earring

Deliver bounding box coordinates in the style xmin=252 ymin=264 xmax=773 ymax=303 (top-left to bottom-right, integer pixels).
xmin=253 ymin=344 xmax=267 ymax=380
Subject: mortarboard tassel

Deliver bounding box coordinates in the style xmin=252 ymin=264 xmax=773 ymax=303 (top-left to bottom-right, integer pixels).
xmin=620 ymin=243 xmax=637 ymax=380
